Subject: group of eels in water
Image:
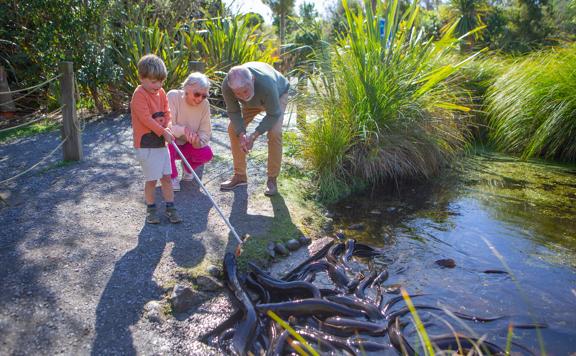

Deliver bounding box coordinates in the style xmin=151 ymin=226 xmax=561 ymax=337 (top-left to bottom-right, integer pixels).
xmin=200 ymin=239 xmax=545 ymax=355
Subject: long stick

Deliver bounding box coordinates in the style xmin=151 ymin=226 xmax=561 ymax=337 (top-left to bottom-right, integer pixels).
xmin=171 ymin=142 xmax=243 ymax=245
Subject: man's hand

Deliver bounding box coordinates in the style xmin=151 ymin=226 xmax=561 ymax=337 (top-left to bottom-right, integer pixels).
xmin=163 ymin=128 xmax=174 ymax=144
xmin=239 ymin=133 xmax=250 ymax=153
xmin=245 ymin=132 xmax=259 ymax=152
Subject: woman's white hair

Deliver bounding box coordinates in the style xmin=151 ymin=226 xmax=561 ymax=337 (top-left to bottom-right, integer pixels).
xmin=181 ymin=72 xmax=210 ymax=90
xmin=227 ymin=66 xmax=254 ymax=90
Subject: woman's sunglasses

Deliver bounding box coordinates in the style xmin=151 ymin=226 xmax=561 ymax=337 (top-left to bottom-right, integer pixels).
xmin=193 ymin=92 xmax=208 ymax=99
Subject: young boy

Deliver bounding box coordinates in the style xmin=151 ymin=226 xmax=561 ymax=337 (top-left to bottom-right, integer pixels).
xmin=130 ymin=54 xmax=182 ymax=224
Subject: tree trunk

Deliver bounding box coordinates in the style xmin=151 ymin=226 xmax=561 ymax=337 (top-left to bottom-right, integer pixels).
xmin=89 ymin=85 xmax=105 ymax=114
xmin=280 ymin=13 xmax=286 ymax=52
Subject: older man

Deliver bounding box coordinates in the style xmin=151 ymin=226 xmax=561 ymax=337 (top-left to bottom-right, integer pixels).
xmin=220 ymin=62 xmax=289 ymax=196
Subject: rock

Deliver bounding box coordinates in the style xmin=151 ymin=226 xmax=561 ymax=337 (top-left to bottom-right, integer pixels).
xmin=435 ymin=259 xmax=456 ymax=268
xmin=322 ymin=218 xmax=334 ymax=232
xmin=387 ymin=207 xmax=397 ymax=213
xmin=369 ymin=209 xmax=382 ymax=215
xmin=266 ymin=241 xmax=276 ymax=258
xmin=348 ymin=223 xmax=365 ymax=231
xmin=335 ymin=229 xmax=346 ymax=240
xmin=144 ymin=300 xmax=164 ymax=323
xmin=285 ymin=239 xmax=300 ymax=251
xmin=170 ymin=284 xmax=202 ymax=313
xmin=325 ymin=211 xmax=335 ymax=218
xmin=298 ymin=235 xmax=311 ymax=246
xmin=207 ymin=265 xmax=221 ymax=278
xmin=195 ymin=275 xmax=223 ymax=292
xmin=274 ymin=242 xmax=289 ymax=256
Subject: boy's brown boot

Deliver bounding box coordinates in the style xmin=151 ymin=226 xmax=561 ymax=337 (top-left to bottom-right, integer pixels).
xmin=146 ymin=206 xmax=160 ymax=224
xmin=165 ymin=206 xmax=182 ymax=224
xmin=220 ymin=174 xmax=248 ymax=191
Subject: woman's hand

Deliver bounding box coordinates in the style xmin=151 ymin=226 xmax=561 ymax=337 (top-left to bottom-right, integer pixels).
xmin=187 ymin=131 xmax=202 ymax=148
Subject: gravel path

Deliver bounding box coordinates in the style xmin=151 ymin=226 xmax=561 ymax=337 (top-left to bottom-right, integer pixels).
xmin=0 ymin=113 xmax=292 ymax=355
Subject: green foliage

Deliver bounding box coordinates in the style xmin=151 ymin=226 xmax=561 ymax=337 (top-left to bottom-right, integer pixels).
xmin=112 ymin=20 xmax=190 ymax=96
xmin=188 ymin=14 xmax=277 ymax=75
xmin=301 ymin=0 xmax=480 ymax=202
xmin=486 ymin=44 xmax=576 ymax=161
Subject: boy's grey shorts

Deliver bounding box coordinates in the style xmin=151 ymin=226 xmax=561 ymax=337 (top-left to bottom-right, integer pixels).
xmin=134 ymin=147 xmax=172 ymax=181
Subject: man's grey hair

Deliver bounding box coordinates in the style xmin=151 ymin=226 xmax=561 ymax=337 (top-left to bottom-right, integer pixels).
xmin=181 ymin=72 xmax=210 ymax=90
xmin=227 ymin=66 xmax=254 ymax=90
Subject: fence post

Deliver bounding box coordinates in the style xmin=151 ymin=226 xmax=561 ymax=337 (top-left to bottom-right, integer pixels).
xmin=189 ymin=61 xmax=205 ymax=73
xmin=0 ymin=66 xmax=16 ymax=119
xmin=60 ymin=61 xmax=83 ymax=161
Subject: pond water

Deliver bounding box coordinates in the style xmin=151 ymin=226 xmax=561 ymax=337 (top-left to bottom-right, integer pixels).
xmin=330 ymin=152 xmax=576 ymax=355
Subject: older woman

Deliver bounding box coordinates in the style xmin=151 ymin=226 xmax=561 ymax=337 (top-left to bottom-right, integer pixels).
xmin=167 ymin=72 xmax=214 ymax=191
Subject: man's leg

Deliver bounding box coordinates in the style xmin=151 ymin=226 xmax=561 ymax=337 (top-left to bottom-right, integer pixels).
xmin=221 ymin=107 xmax=261 ymax=190
xmin=265 ymin=93 xmax=289 ymax=195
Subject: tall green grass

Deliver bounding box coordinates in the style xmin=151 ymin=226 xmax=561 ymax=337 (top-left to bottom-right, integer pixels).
xmin=300 ymin=0 xmax=483 ymax=202
xmin=486 ymin=44 xmax=576 ymax=161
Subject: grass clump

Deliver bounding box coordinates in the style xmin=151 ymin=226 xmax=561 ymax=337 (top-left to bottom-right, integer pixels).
xmin=0 ymin=119 xmax=60 ymax=143
xmin=300 ymin=0 xmax=482 ymax=203
xmin=486 ymin=44 xmax=576 ymax=161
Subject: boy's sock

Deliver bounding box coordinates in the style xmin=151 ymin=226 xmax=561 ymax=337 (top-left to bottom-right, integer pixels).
xmin=147 ymin=203 xmax=156 ymax=208
xmin=165 ymin=202 xmax=174 ymax=208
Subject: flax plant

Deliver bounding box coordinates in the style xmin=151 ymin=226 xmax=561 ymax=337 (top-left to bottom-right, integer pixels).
xmin=486 ymin=44 xmax=576 ymax=161
xmin=302 ymin=0 xmax=482 ymax=202
xmin=186 ymin=14 xmax=277 ymax=77
xmin=113 ymin=20 xmax=190 ymax=95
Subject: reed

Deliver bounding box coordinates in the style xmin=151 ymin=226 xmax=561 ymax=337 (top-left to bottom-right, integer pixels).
xmin=486 ymin=44 xmax=576 ymax=161
xmin=300 ymin=0 xmax=482 ymax=202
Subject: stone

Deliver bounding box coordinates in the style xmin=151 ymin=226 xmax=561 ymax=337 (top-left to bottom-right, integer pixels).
xmin=298 ymin=235 xmax=311 ymax=246
xmin=369 ymin=209 xmax=382 ymax=215
xmin=170 ymin=284 xmax=202 ymax=313
xmin=207 ymin=265 xmax=221 ymax=278
xmin=195 ymin=275 xmax=223 ymax=292
xmin=285 ymin=239 xmax=300 ymax=251
xmin=274 ymin=242 xmax=289 ymax=256
xmin=348 ymin=223 xmax=365 ymax=231
xmin=266 ymin=241 xmax=276 ymax=258
xmin=435 ymin=259 xmax=456 ymax=268
xmin=144 ymin=300 xmax=164 ymax=323
xmin=322 ymin=218 xmax=334 ymax=232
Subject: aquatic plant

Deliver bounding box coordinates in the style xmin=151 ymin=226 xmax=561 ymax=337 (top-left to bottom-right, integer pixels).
xmin=300 ymin=0 xmax=483 ymax=203
xmin=486 ymin=44 xmax=576 ymax=161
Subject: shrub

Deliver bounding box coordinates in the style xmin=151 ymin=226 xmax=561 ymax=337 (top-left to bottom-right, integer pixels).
xmin=300 ymin=0 xmax=482 ymax=202
xmin=486 ymin=44 xmax=576 ymax=161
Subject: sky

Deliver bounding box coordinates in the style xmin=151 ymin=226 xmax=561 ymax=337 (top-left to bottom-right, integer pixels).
xmin=222 ymin=0 xmax=336 ymax=24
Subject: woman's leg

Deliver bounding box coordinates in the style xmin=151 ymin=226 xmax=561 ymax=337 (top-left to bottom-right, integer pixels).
xmin=180 ymin=144 xmax=214 ymax=171
xmin=167 ymin=143 xmax=180 ymax=179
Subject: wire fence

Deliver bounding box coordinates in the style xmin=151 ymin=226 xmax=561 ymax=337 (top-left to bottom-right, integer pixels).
xmin=0 ymin=62 xmax=83 ymax=186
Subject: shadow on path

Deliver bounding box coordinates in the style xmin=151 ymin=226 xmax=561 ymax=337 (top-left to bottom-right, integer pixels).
xmin=92 ymin=188 xmax=212 ymax=355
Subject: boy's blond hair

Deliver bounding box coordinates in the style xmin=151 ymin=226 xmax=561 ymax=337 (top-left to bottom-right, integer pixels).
xmin=137 ymin=54 xmax=168 ymax=81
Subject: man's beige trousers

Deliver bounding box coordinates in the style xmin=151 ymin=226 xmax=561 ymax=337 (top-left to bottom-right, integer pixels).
xmin=227 ymin=93 xmax=289 ymax=178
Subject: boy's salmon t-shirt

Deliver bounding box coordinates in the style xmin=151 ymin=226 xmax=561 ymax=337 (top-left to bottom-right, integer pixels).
xmin=130 ymin=85 xmax=171 ymax=148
